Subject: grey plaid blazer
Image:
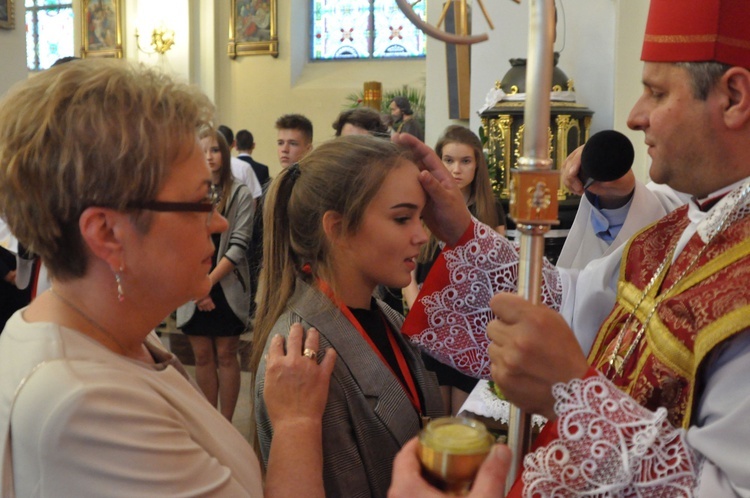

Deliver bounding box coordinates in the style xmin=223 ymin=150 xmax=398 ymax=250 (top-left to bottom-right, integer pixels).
xmin=255 ymin=279 xmax=443 ymax=498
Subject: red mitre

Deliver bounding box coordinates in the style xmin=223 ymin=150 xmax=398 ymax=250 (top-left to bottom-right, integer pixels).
xmin=642 ymin=0 xmax=750 ymax=68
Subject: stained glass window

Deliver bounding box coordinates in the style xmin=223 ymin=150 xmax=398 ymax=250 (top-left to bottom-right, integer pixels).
xmin=312 ymin=0 xmax=426 ymax=60
xmin=26 ymin=0 xmax=75 ymax=71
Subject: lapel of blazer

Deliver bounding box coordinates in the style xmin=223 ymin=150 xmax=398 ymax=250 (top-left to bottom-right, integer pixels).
xmin=379 ymin=301 xmax=444 ymax=419
xmin=288 ymin=280 xmax=426 ymax=445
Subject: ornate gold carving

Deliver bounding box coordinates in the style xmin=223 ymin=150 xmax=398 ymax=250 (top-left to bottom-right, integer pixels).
xmin=509 ymin=85 xmax=519 ymax=95
xmin=481 ymin=103 xmax=592 ymax=200
xmin=528 ymin=181 xmax=552 ymax=212
xmin=514 ymin=124 xmax=554 ymax=167
xmin=555 ymin=114 xmax=582 ymax=199
xmin=483 ymin=116 xmax=513 ymax=197
xmin=551 ymin=85 xmax=562 ymax=92
xmin=509 ymin=170 xmax=560 ymax=224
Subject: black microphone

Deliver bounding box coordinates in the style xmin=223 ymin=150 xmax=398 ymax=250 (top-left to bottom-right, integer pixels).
xmin=579 ymin=130 xmax=635 ymax=189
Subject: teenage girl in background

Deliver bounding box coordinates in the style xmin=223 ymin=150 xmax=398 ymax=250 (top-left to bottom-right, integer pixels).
xmin=403 ymin=124 xmax=506 ymax=415
xmin=177 ymin=128 xmax=254 ymax=421
xmin=251 ymin=135 xmax=443 ymax=498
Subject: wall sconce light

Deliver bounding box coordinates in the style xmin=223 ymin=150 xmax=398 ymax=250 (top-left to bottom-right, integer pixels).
xmin=135 ymin=26 xmax=175 ymax=55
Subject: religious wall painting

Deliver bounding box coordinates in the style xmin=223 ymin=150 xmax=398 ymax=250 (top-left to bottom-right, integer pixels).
xmin=81 ymin=0 xmax=123 ymax=58
xmin=0 ymin=0 xmax=14 ymax=30
xmin=228 ymin=0 xmax=279 ymax=58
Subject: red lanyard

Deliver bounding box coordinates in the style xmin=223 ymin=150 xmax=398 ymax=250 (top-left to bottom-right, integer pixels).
xmin=317 ymin=280 xmax=423 ymax=415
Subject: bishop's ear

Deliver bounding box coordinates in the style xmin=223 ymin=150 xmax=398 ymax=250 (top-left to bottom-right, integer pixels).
xmin=722 ymin=67 xmax=750 ymax=129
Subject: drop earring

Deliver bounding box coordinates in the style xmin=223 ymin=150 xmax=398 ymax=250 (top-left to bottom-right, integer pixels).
xmin=115 ymin=266 xmax=125 ymax=303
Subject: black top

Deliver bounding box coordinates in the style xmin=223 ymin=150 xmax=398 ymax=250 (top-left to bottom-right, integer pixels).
xmin=349 ymin=301 xmax=406 ymax=387
xmin=349 ymin=300 xmax=429 ymax=412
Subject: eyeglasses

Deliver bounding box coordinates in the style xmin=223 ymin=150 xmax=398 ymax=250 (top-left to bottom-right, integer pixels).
xmin=127 ymin=184 xmax=221 ymax=225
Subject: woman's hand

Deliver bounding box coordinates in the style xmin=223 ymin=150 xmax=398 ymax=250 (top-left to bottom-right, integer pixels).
xmin=388 ymin=438 xmax=511 ymax=498
xmin=263 ymin=324 xmax=337 ymax=426
xmin=263 ymin=325 xmax=337 ymax=498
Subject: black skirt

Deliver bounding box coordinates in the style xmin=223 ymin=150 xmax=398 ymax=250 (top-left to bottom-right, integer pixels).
xmin=181 ymin=283 xmax=244 ymax=337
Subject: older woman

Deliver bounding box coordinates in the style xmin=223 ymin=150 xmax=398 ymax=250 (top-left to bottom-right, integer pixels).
xmin=0 ymin=59 xmax=335 ymax=497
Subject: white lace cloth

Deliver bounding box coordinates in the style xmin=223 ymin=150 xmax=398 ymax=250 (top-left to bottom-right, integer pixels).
xmin=458 ymin=380 xmax=547 ymax=428
xmin=413 ymin=221 xmax=562 ymax=379
xmin=697 ymin=178 xmax=750 ymax=243
xmin=523 ymin=374 xmax=702 ymax=497
xmin=478 ymin=86 xmax=577 ymax=114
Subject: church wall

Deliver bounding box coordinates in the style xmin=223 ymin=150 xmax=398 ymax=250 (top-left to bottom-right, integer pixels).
xmin=0 ymin=2 xmax=28 ymax=97
xmin=0 ymin=0 xmax=653 ymax=183
xmin=213 ymin=0 xmax=426 ymax=174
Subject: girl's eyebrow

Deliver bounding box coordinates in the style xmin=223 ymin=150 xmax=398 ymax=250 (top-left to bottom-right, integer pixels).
xmin=390 ymin=203 xmax=419 ymax=210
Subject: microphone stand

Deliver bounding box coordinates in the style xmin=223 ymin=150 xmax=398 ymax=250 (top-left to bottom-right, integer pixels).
xmin=505 ymin=0 xmax=558 ymax=491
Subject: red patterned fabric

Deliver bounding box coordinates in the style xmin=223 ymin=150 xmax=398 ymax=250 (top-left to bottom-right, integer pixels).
xmin=588 ymin=204 xmax=750 ymax=427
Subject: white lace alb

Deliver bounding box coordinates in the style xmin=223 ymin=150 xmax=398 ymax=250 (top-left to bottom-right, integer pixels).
xmin=523 ymin=374 xmax=701 ymax=497
xmin=413 ymin=221 xmax=562 ymax=379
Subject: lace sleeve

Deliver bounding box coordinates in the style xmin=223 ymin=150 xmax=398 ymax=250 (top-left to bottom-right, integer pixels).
xmin=523 ymin=373 xmax=702 ymax=497
xmin=403 ymin=220 xmax=561 ymax=379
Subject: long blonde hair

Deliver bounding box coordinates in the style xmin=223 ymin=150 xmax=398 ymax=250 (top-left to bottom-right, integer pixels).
xmin=198 ymin=127 xmax=233 ymax=214
xmin=250 ymin=135 xmax=413 ymax=374
xmin=419 ymin=125 xmax=501 ymax=262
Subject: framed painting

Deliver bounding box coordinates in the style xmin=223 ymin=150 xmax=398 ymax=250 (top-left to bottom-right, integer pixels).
xmin=81 ymin=0 xmax=123 ymax=58
xmin=228 ymin=0 xmax=279 ymax=58
xmin=0 ymin=0 xmax=14 ymax=30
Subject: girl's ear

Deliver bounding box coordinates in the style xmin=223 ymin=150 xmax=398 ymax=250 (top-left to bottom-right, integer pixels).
xmin=322 ymin=210 xmax=343 ymax=243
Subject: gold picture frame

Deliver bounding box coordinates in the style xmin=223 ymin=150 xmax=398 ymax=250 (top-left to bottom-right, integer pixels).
xmin=81 ymin=0 xmax=123 ymax=58
xmin=228 ymin=0 xmax=279 ymax=59
xmin=0 ymin=0 xmax=14 ymax=30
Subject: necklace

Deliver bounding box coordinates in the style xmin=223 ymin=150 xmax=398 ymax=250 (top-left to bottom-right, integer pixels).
xmin=49 ymin=287 xmax=129 ymax=355
xmin=607 ymin=181 xmax=750 ymax=379
xmin=607 ymin=244 xmax=701 ymax=378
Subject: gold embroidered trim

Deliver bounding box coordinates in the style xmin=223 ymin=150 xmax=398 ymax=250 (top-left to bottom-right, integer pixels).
xmin=645 ymin=34 xmax=717 ymax=44
xmin=607 ymin=281 xmax=693 ymax=379
xmin=645 ymin=34 xmax=750 ymax=51
xmin=685 ymin=305 xmax=750 ymax=426
xmin=694 ymin=305 xmax=750 ymax=368
xmin=664 ymin=238 xmax=750 ymax=298
xmin=645 ymin=313 xmax=692 ymax=380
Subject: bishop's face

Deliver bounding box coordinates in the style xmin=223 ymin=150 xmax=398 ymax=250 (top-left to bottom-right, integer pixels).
xmin=626 ymin=62 xmax=727 ymax=198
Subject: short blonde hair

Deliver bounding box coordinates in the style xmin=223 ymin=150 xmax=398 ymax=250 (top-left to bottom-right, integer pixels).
xmin=0 ymin=59 xmax=214 ymax=279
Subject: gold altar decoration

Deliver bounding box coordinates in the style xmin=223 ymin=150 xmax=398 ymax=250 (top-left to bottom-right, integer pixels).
xmin=363 ymin=82 xmax=382 ymax=111
xmin=481 ymin=57 xmax=593 ymax=200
